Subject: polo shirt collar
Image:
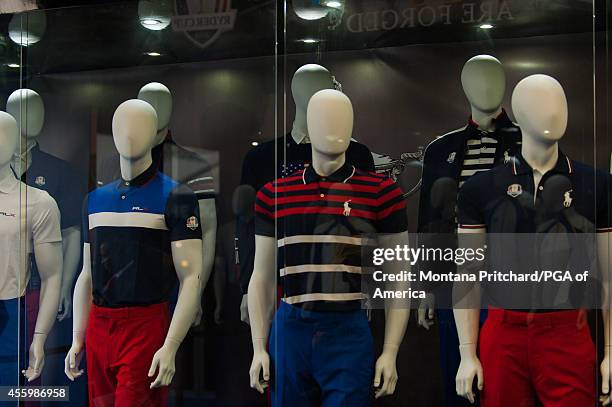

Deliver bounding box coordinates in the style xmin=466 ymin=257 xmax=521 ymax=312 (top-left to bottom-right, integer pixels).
xmin=511 ymin=150 xmax=573 ymax=176
xmin=119 ymin=162 xmax=158 ymax=188
xmin=467 ymin=108 xmax=512 ymax=135
xmin=303 ymin=162 xmax=355 ymax=184
xmin=0 ymin=172 xmax=20 ymax=194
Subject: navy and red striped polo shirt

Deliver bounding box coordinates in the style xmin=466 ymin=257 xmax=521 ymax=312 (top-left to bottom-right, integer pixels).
xmin=255 ymin=162 xmax=408 ymax=312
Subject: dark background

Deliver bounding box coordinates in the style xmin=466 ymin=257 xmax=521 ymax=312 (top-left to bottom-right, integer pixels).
xmin=0 ymin=0 xmax=609 ymax=406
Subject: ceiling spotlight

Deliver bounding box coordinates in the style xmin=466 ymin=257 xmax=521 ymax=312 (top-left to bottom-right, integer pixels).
xmin=138 ymin=0 xmax=172 ymax=31
xmin=301 ymin=39 xmax=319 ymax=44
xmin=6 ymin=63 xmax=20 ymax=68
xmin=145 ymin=52 xmax=162 ymax=56
xmin=251 ymin=141 xmax=259 ymax=146
xmin=293 ymin=0 xmax=329 ymax=20
xmin=8 ymin=11 xmax=46 ymax=46
xmin=479 ymin=24 xmax=494 ymax=29
xmin=324 ymin=1 xmax=342 ymax=8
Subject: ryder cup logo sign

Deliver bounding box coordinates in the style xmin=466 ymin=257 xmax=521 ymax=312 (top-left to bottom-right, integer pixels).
xmin=172 ymin=0 xmax=237 ymax=49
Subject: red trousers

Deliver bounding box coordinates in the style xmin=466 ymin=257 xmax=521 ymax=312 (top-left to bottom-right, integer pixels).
xmin=480 ymin=308 xmax=596 ymax=407
xmin=86 ymin=302 xmax=170 ymax=407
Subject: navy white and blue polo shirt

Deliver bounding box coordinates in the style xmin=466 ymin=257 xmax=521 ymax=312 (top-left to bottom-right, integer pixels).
xmin=255 ymin=163 xmax=407 ymax=312
xmin=83 ymin=164 xmax=202 ymax=308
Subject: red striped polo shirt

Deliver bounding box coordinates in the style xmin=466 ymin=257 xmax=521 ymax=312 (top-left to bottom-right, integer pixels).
xmin=255 ymin=162 xmax=408 ymax=312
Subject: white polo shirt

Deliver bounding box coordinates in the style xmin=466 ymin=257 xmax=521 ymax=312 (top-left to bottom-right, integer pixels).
xmin=0 ymin=174 xmax=61 ymax=300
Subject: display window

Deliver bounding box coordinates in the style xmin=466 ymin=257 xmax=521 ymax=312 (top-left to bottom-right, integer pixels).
xmin=0 ymin=1 xmax=609 ymax=406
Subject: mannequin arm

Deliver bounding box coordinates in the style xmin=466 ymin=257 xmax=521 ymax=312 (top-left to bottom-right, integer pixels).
xmin=453 ymin=229 xmax=486 ymax=404
xmin=374 ymin=232 xmax=410 ymax=399
xmin=149 ymin=239 xmax=202 ymax=388
xmin=193 ymin=198 xmax=217 ymax=326
xmin=248 ymin=235 xmax=276 ymax=394
xmin=65 ymin=244 xmax=92 ymax=381
xmin=598 ymin=232 xmax=612 ymax=405
xmin=23 ymin=241 xmax=62 ymax=381
xmin=57 ymin=226 xmax=80 ymax=321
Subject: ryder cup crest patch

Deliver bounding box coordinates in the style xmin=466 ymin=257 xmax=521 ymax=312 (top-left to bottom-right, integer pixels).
xmin=507 ymin=184 xmax=523 ymax=198
xmin=186 ymin=216 xmax=199 ymax=230
xmin=35 ymin=175 xmax=46 ymax=186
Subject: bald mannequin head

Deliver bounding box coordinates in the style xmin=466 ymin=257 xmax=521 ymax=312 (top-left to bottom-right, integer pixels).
xmin=461 ymin=55 xmax=506 ymax=114
xmin=112 ymin=99 xmax=158 ymax=160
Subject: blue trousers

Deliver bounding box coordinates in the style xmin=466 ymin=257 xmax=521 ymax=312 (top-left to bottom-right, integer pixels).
xmin=438 ymin=309 xmax=488 ymax=407
xmin=269 ymin=302 xmax=374 ymax=407
xmin=0 ymin=297 xmax=26 ymax=407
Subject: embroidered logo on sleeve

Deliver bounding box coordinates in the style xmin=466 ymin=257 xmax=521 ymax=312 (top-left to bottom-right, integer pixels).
xmin=507 ymin=184 xmax=522 ymax=198
xmin=447 ymin=152 xmax=456 ymax=164
xmin=186 ymin=216 xmax=199 ymax=230
xmin=35 ymin=176 xmax=46 ymax=186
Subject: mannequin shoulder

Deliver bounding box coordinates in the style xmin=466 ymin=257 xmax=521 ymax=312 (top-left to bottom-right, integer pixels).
xmin=422 ymin=126 xmax=468 ymax=157
xmin=25 ymin=184 xmax=59 ymax=211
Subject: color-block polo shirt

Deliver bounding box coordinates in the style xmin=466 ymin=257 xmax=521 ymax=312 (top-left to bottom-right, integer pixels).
xmin=83 ymin=164 xmax=202 ymax=308
xmin=255 ymin=163 xmax=408 ymax=312
xmin=0 ymin=174 xmax=61 ymax=300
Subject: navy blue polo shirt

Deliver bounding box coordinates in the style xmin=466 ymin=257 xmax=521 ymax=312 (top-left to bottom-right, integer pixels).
xmin=83 ymin=164 xmax=202 ymax=308
xmin=458 ymin=151 xmax=611 ymax=310
xmin=22 ymin=143 xmax=84 ymax=230
xmin=255 ymin=163 xmax=407 ymax=312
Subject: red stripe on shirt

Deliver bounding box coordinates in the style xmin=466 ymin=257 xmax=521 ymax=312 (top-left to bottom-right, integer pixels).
xmin=377 ymin=200 xmax=407 ymax=219
xmin=256 ymin=192 xmax=379 ymax=207
xmin=275 ymin=206 xmax=377 ymax=220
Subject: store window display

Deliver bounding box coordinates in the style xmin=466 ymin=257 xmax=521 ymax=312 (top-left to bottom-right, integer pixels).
xmin=417 ymin=54 xmax=522 ymax=407
xmin=238 ymin=63 xmax=375 ymax=322
xmin=0 ymin=110 xmax=62 ymax=390
xmin=454 ymin=74 xmax=611 ymax=407
xmin=248 ymin=89 xmax=410 ymax=406
xmin=64 ymin=100 xmax=205 ymax=406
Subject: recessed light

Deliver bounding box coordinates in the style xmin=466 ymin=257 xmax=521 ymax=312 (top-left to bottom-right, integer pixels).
xmin=251 ymin=141 xmax=259 ymax=146
xmin=141 ymin=18 xmax=163 ymax=26
xmin=145 ymin=52 xmax=161 ymax=57
xmin=479 ymin=24 xmax=494 ymax=29
xmin=325 ymin=1 xmax=342 ymax=8
xmin=6 ymin=63 xmax=20 ymax=68
xmin=301 ymin=39 xmax=319 ymax=44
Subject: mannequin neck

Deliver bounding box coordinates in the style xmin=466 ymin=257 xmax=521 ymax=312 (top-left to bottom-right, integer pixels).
xmin=470 ymin=106 xmax=503 ymax=132
xmin=291 ymin=111 xmax=309 ymax=144
xmin=311 ymin=149 xmax=346 ymax=177
xmin=119 ymin=153 xmax=153 ymax=181
xmin=521 ymin=135 xmax=559 ymax=175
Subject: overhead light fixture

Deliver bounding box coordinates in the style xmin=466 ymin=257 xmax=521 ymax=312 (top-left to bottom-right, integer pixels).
xmin=293 ymin=0 xmax=329 ymax=20
xmin=251 ymin=141 xmax=259 ymax=146
xmin=6 ymin=63 xmax=20 ymax=68
xmin=301 ymin=39 xmax=319 ymax=44
xmin=145 ymin=51 xmax=162 ymax=56
xmin=479 ymin=24 xmax=494 ymax=30
xmin=324 ymin=1 xmax=342 ymax=8
xmin=138 ymin=0 xmax=172 ymax=31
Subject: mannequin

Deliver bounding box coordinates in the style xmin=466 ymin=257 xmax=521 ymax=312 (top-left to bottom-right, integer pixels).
xmin=97 ymin=82 xmax=218 ymax=326
xmin=248 ymin=90 xmax=409 ymax=405
xmin=417 ymin=55 xmax=521 ymax=407
xmin=0 ymin=111 xmax=62 ymax=385
xmin=65 ymin=100 xmax=204 ymax=406
xmin=238 ymin=64 xmax=374 ymax=323
xmin=454 ymin=75 xmax=611 ymax=406
xmin=6 ymin=88 xmax=83 ymax=323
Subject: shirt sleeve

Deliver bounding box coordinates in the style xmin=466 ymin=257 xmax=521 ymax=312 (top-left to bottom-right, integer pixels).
xmin=165 ymin=184 xmax=203 ymax=241
xmin=457 ymin=179 xmax=485 ymax=229
xmin=348 ymin=141 xmax=375 ymax=172
xmin=81 ymin=194 xmax=90 ymax=244
xmin=254 ymin=182 xmax=275 ymax=237
xmin=596 ymin=172 xmax=612 ymax=232
xmin=376 ymin=177 xmax=408 ymax=233
xmin=32 ymin=192 xmax=62 ymax=245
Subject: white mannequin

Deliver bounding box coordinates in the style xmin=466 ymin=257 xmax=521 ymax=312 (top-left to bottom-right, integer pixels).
xmin=138 ymin=82 xmax=217 ymax=326
xmin=64 ymin=100 xmax=204 ymax=388
xmin=454 ymin=75 xmax=612 ymax=404
xmin=418 ymin=55 xmax=507 ymax=329
xmin=6 ymin=88 xmax=80 ymax=322
xmin=248 ymin=89 xmax=410 ymax=399
xmin=0 ymin=111 xmax=62 ymax=381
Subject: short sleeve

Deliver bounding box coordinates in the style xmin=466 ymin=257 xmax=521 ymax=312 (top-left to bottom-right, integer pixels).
xmin=347 ymin=141 xmax=375 ymax=172
xmin=457 ymin=179 xmax=485 ymax=229
xmin=32 ymin=192 xmax=62 ymax=245
xmin=376 ymin=177 xmax=408 ymax=233
xmin=596 ymin=172 xmax=612 ymax=232
xmin=254 ymin=182 xmax=275 ymax=237
xmin=165 ymin=184 xmax=203 ymax=241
